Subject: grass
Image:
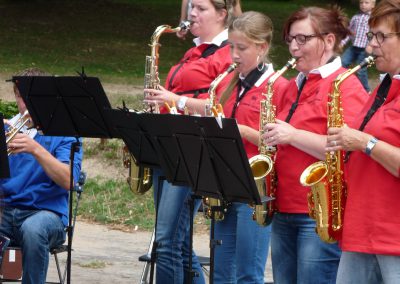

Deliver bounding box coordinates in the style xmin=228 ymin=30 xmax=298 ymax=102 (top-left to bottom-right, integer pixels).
xmin=78 ymin=178 xmax=155 ymax=230
xmin=0 ymin=0 xmax=373 ymax=231
xmin=0 ymin=0 xmax=366 ymax=82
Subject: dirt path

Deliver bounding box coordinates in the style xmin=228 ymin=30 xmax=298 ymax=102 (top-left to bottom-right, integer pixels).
xmin=47 ymin=221 xmax=273 ymax=283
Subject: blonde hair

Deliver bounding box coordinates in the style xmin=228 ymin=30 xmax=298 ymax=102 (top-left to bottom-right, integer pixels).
xmin=220 ymin=11 xmax=273 ymax=106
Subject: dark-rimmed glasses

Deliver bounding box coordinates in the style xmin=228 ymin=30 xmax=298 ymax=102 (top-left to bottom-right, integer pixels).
xmin=366 ymin=31 xmax=400 ymax=45
xmin=285 ymin=33 xmax=328 ymax=45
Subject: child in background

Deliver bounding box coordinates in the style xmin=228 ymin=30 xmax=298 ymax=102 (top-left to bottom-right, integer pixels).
xmin=341 ymin=0 xmax=375 ymax=92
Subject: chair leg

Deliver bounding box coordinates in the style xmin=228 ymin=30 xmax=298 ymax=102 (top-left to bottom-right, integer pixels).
xmin=53 ymin=253 xmax=64 ymax=284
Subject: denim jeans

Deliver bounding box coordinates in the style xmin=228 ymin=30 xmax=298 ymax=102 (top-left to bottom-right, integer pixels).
xmin=271 ymin=213 xmax=341 ymax=284
xmin=341 ymin=46 xmax=370 ymax=92
xmin=337 ymin=251 xmax=400 ymax=284
xmin=214 ymin=202 xmax=271 ymax=284
xmin=0 ymin=207 xmax=66 ymax=284
xmin=153 ymin=170 xmax=205 ymax=284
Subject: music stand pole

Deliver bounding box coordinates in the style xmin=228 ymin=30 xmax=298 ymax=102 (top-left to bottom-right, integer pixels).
xmin=66 ymin=138 xmax=81 ymax=284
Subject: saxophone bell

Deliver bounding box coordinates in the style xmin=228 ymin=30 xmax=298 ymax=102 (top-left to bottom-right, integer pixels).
xmin=300 ymin=55 xmax=376 ymax=243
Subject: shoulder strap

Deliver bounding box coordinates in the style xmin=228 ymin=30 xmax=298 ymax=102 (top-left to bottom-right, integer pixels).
xmin=201 ymin=40 xmax=228 ymax=58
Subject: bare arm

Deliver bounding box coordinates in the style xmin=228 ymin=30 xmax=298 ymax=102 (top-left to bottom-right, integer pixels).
xmin=145 ymin=85 xmax=209 ymax=115
xmin=327 ymin=126 xmax=400 ymax=177
xmin=238 ymin=124 xmax=259 ymax=146
xmin=263 ymin=119 xmax=326 ymax=160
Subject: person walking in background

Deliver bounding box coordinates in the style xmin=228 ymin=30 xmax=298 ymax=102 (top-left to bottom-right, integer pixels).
xmin=262 ymin=6 xmax=369 ymax=284
xmin=213 ymin=11 xmax=288 ymax=284
xmin=341 ymin=0 xmax=376 ymax=92
xmin=327 ymin=0 xmax=400 ymax=283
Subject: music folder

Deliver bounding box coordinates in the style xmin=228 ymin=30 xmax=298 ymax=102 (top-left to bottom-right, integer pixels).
xmin=13 ymin=75 xmax=119 ymax=139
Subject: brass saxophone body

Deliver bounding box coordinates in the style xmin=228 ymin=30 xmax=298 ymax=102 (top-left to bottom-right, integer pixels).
xmin=124 ymin=21 xmax=191 ymax=195
xmin=249 ymin=58 xmax=297 ymax=226
xmin=299 ymin=56 xmax=375 ymax=242
xmin=202 ymin=63 xmax=238 ymax=221
xmin=6 ymin=111 xmax=31 ymax=156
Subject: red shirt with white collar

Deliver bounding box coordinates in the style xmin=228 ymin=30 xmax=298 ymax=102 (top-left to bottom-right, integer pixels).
xmin=223 ymin=64 xmax=288 ymax=158
xmin=160 ymin=30 xmax=231 ymax=114
xmin=342 ymin=76 xmax=400 ymax=255
xmin=275 ymin=58 xmax=368 ymax=213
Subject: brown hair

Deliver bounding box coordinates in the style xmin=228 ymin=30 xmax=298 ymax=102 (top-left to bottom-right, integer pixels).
xmin=210 ymin=0 xmax=240 ymax=26
xmin=220 ymin=11 xmax=273 ymax=105
xmin=283 ymin=6 xmax=350 ymax=53
xmin=369 ymin=0 xmax=400 ymax=32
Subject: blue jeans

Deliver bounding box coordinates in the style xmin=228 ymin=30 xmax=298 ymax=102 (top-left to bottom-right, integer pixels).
xmin=337 ymin=251 xmax=400 ymax=284
xmin=214 ymin=202 xmax=271 ymax=284
xmin=0 ymin=207 xmax=66 ymax=284
xmin=271 ymin=213 xmax=341 ymax=284
xmin=341 ymin=46 xmax=370 ymax=92
xmin=153 ymin=170 xmax=205 ymax=284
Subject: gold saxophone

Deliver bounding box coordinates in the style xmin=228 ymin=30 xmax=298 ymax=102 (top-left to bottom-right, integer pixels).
xmin=123 ymin=21 xmax=191 ymax=195
xmin=6 ymin=111 xmax=31 ymax=156
xmin=299 ymin=56 xmax=375 ymax=242
xmin=249 ymin=58 xmax=297 ymax=226
xmin=202 ymin=63 xmax=238 ymax=221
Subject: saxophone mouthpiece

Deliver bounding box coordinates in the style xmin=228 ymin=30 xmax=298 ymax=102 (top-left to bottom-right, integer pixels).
xmin=180 ymin=20 xmax=191 ymax=31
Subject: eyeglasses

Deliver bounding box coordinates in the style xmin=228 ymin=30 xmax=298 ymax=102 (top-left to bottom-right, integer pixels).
xmin=366 ymin=31 xmax=400 ymax=45
xmin=285 ymin=33 xmax=328 ymax=45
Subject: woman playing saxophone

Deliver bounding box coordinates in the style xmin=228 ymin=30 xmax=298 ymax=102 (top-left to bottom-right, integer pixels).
xmin=261 ymin=6 xmax=369 ymax=284
xmin=213 ymin=11 xmax=288 ymax=283
xmin=143 ymin=1 xmax=239 ymax=283
xmin=327 ymin=1 xmax=400 ymax=283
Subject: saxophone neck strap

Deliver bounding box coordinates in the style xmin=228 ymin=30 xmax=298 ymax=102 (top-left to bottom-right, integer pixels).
xmin=285 ymin=76 xmax=306 ymax=123
xmin=345 ymin=74 xmax=392 ymax=162
xmin=229 ymin=64 xmax=267 ymax=118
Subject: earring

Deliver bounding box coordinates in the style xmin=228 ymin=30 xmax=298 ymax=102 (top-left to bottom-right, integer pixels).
xmin=257 ymin=55 xmax=265 ymax=71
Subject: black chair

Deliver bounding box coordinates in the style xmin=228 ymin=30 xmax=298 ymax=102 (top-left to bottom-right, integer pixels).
xmin=0 ymin=171 xmax=87 ymax=284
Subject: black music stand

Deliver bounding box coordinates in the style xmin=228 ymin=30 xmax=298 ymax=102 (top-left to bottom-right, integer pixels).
xmin=13 ymin=75 xmax=117 ymax=284
xmin=144 ymin=114 xmax=267 ymax=284
xmin=0 ymin=113 xmax=10 ymax=178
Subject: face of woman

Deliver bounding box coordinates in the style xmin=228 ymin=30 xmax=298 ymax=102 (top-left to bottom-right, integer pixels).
xmin=229 ymin=30 xmax=267 ymax=77
xmin=287 ymin=18 xmax=333 ymax=74
xmin=190 ymin=0 xmax=227 ymax=42
xmin=369 ymin=22 xmax=400 ymax=77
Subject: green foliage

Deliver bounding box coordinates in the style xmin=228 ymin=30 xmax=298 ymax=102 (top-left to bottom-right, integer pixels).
xmin=0 ymin=100 xmax=18 ymax=118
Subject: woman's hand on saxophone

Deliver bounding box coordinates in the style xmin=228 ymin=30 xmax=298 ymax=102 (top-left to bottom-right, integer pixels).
xmin=144 ymin=85 xmax=180 ymax=108
xmin=326 ymin=125 xmax=372 ymax=152
xmin=262 ymin=119 xmax=296 ymax=146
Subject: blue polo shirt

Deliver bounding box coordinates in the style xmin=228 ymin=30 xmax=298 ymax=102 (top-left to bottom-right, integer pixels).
xmin=0 ymin=134 xmax=83 ymax=226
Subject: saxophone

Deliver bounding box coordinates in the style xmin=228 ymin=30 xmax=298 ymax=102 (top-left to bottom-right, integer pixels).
xmin=249 ymin=58 xmax=297 ymax=226
xmin=123 ymin=21 xmax=191 ymax=195
xmin=299 ymin=56 xmax=375 ymax=242
xmin=202 ymin=63 xmax=238 ymax=221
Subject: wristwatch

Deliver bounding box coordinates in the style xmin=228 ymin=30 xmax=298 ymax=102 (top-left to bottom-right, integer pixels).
xmin=177 ymin=96 xmax=188 ymax=111
xmin=365 ymin=137 xmax=379 ymax=156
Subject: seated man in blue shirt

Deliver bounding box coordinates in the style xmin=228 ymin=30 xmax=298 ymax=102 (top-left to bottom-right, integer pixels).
xmin=0 ymin=68 xmax=83 ymax=284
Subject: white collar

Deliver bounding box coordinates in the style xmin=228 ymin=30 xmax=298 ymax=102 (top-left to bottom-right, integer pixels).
xmin=193 ymin=29 xmax=228 ymax=47
xmin=296 ymin=56 xmax=342 ymax=88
